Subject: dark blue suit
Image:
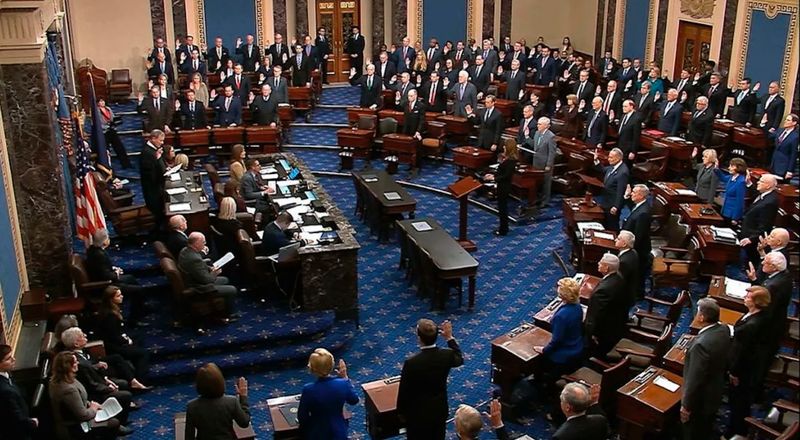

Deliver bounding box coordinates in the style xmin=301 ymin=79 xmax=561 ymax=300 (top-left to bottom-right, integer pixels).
xmin=393 ymin=46 xmax=416 ymax=73
xmin=583 ymin=109 xmax=609 ymax=147
xmin=0 ymin=375 xmax=35 ymax=440
xmin=600 ymin=162 xmax=629 ymax=230
xmin=212 ymin=96 xmax=242 ymax=126
xmin=542 ymin=303 xmax=584 ymax=365
xmin=534 ymin=56 xmax=557 ymax=85
xmin=770 ymin=128 xmax=798 ymax=177
xmin=298 ymin=376 xmax=359 ymax=440
xmin=260 ymin=221 xmax=291 ymax=256
xmin=616 ymin=67 xmax=637 ymax=88
xmin=657 ymin=100 xmax=682 ymax=135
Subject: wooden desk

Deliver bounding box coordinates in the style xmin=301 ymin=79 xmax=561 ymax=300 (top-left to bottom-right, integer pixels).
xmin=382 ymin=133 xmax=420 ymax=167
xmin=696 ymin=226 xmax=740 ymax=276
xmin=362 ymin=376 xmax=404 ymax=439
xmin=579 ymin=230 xmax=618 ymax=276
xmin=655 ymin=137 xmax=694 ymax=176
xmin=561 ymin=197 xmax=605 ymax=235
xmin=175 ymin=412 xmax=255 ymax=440
xmin=678 ymin=203 xmax=724 ymax=229
xmin=213 ymin=126 xmax=246 ymax=145
xmin=491 ymin=324 xmax=552 ymax=400
xmin=651 ymin=182 xmax=700 ymax=211
xmin=689 ymin=306 xmax=743 ymax=334
xmin=245 ymin=126 xmax=281 ymax=153
xmin=378 ymin=109 xmax=405 ymax=126
xmin=706 ymin=275 xmax=748 ymax=312
xmin=777 ymin=184 xmax=800 ymax=216
xmin=533 ymin=297 xmax=588 ymax=331
xmin=616 ymin=367 xmax=683 ymax=439
xmin=511 ymin=165 xmax=545 ymax=206
xmin=346 ymin=107 xmax=377 ymax=126
xmin=396 ymin=218 xmax=478 ymax=310
xmin=353 ymin=170 xmax=416 ymax=241
xmin=436 ymin=114 xmax=471 ymax=141
xmin=578 ymin=274 xmax=600 ymax=304
xmin=732 ymin=125 xmax=769 ymax=163
xmin=494 ymin=98 xmax=517 ymax=123
xmin=452 ymin=146 xmax=494 ymax=175
xmin=662 ymin=333 xmax=694 ymax=374
xmin=164 ymin=171 xmax=210 ymax=233
xmin=337 ymin=128 xmax=374 ymax=159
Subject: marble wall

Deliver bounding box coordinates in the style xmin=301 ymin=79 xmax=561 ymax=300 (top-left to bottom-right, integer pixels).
xmin=295 ymin=0 xmax=309 ymax=39
xmin=719 ymin=0 xmax=739 ymax=72
xmin=372 ymin=0 xmax=385 ymax=46
xmin=173 ymin=0 xmax=188 ymax=38
xmin=605 ymin=0 xmax=616 ymax=56
xmin=653 ymin=0 xmax=669 ymax=65
xmin=594 ymin=0 xmax=606 ymax=57
xmin=392 ymin=0 xmax=408 ymax=44
xmin=273 ymin=0 xmax=288 ymax=38
xmin=499 ymin=0 xmax=512 ymax=39
xmin=150 ymin=0 xmax=167 ymax=39
xmin=482 ymin=0 xmax=494 ymax=39
xmin=0 ymin=63 xmax=72 ymax=295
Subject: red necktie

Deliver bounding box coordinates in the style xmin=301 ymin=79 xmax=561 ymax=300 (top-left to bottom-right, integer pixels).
xmin=429 ymin=83 xmax=436 ymax=105
xmin=236 ymin=76 xmax=240 ymax=88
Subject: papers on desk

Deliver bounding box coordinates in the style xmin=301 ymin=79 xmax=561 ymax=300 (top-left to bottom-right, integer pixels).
xmin=260 ymin=173 xmax=279 ymax=180
xmin=489 ymin=163 xmax=500 ymax=169
xmin=262 ymin=166 xmax=278 ymax=174
xmin=653 ymin=375 xmax=680 ymax=392
xmin=299 ymin=231 xmax=322 ymax=243
xmin=212 ymin=252 xmax=235 ymax=270
xmin=166 ymin=187 xmax=188 ymax=195
xmin=362 ymin=174 xmax=378 ymax=183
xmin=665 ymin=136 xmax=684 ymax=142
xmin=711 ymin=226 xmax=739 ymax=244
xmin=301 ymin=224 xmax=327 ymax=233
xmin=716 ymin=118 xmax=735 ymax=123
xmin=169 ymin=203 xmax=191 ymax=212
xmin=573 ymin=273 xmax=586 ymax=284
xmin=411 ymin=221 xmax=433 ymax=232
xmin=576 ymin=222 xmax=604 ymax=238
xmin=275 ymin=197 xmax=301 ymax=207
xmin=675 ymin=189 xmax=697 ymax=196
xmin=594 ymin=231 xmax=615 ymax=241
xmin=246 ymin=207 xmax=256 ymax=214
xmin=286 ymin=205 xmax=310 ymax=221
xmin=383 ymin=191 xmax=402 ymax=201
xmin=163 ymin=164 xmax=182 ymax=176
xmin=169 ymin=173 xmax=181 ymax=181
xmin=724 ymin=277 xmax=751 ymax=299
xmin=94 ymin=397 xmax=123 ymax=422
xmin=256 ymin=230 xmax=264 ymax=239
xmin=278 ymin=180 xmax=300 ymax=187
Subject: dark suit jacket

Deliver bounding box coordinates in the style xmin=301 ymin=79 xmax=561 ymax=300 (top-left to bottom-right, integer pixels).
xmin=139 ymin=143 xmax=166 ymax=213
xmin=618 ymin=249 xmax=640 ymax=307
xmin=421 ymin=79 xmax=447 ymax=113
xmin=0 ymin=375 xmax=35 ymax=440
xmin=701 ymin=83 xmax=728 ymax=117
xmin=224 ymin=74 xmax=252 ymax=104
xmin=762 ymin=270 xmax=793 ymax=344
xmin=622 ymin=201 xmax=652 ymax=262
xmin=572 ymin=81 xmax=595 ymax=105
xmin=85 ymin=245 xmax=118 ymax=282
xmin=600 ymin=163 xmax=629 ymax=211
xmin=397 ymin=339 xmax=464 ymax=430
xmin=267 ymin=43 xmax=291 ymax=69
xmin=186 ymin=394 xmax=251 ymax=440
xmin=211 ymin=96 xmax=242 ymax=126
xmin=147 ymin=61 xmax=175 ymax=84
xmin=585 ymin=273 xmax=628 ymax=344
xmin=686 ymin=108 xmax=714 ymax=145
xmin=137 ymin=97 xmax=174 ymax=132
xmin=533 ymin=56 xmax=557 ymax=85
xmin=376 ymin=61 xmax=397 ymax=87
xmin=517 ymin=117 xmax=536 ymax=145
xmin=682 ymin=323 xmax=732 ymax=415
xmin=448 ymin=81 xmax=478 ymax=117
xmin=239 ymin=171 xmax=263 ymax=201
xmin=180 ymin=100 xmax=207 ymax=129
xmin=235 ymin=44 xmax=261 ymax=71
xmin=583 ymin=109 xmax=609 ymax=147
xmin=289 ymin=53 xmax=312 ymax=86
xmin=344 ymin=34 xmax=365 ymax=61
xmin=261 ymin=222 xmax=291 ymax=256
xmin=729 ymin=312 xmax=769 ymax=383
xmin=759 ymin=94 xmax=785 ymax=131
xmin=204 ymin=46 xmax=230 ymax=72
xmin=601 ymin=90 xmax=623 ymax=119
xmin=179 ymin=59 xmax=207 ymax=78
xmin=148 ymin=47 xmax=172 ymax=64
xmin=770 ymin=128 xmax=799 ymax=176
xmin=178 ymin=247 xmax=216 ymax=287
xmin=314 ymin=36 xmax=332 ymax=63
xmin=401 ymin=101 xmax=426 ymax=135
xmin=727 ymin=89 xmax=759 ymax=124
xmin=250 ymin=95 xmax=279 ymax=126
xmin=350 ymin=74 xmax=382 ymax=108
xmin=498 ymin=69 xmax=526 ymax=101
xmin=552 ymin=413 xmax=610 ymax=440
xmin=657 ymin=100 xmax=682 ymax=135
xmin=740 ymin=191 xmax=779 ymax=243
xmin=616 ymin=113 xmax=641 ymax=156
xmin=165 ymin=230 xmax=188 ymax=260
xmin=469 ymin=64 xmax=492 ymax=94
xmin=394 ymin=46 xmax=417 ymax=73
xmin=266 ymin=76 xmax=289 ymax=104
xmin=468 ymin=107 xmax=504 ymax=150
xmin=634 ymin=93 xmax=656 ymax=125
xmin=615 ymin=67 xmax=637 ymax=87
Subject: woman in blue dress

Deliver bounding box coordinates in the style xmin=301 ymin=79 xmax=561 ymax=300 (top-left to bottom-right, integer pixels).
xmin=297 ymin=348 xmax=358 ymax=440
xmin=714 ymin=157 xmax=749 ymax=224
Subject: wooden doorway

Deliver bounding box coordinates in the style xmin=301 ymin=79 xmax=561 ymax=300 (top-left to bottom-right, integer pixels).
xmin=675 ymin=21 xmax=712 ymax=74
xmin=316 ymin=0 xmax=360 ymax=82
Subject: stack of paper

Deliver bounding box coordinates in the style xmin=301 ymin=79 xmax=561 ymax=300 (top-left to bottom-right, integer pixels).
xmin=665 ymin=136 xmax=684 ymax=142
xmin=94 ymin=397 xmax=123 ymax=422
xmin=675 ymin=189 xmax=697 ymax=196
xmin=594 ymin=231 xmax=615 ymax=241
xmin=274 ymin=197 xmax=301 ymax=207
xmin=169 ymin=203 xmax=191 ymax=212
xmin=724 ymin=277 xmax=751 ymax=299
xmin=577 ymin=222 xmax=604 ymax=238
xmin=411 ymin=221 xmax=433 ymax=232
xmin=166 ymin=187 xmax=188 ymax=195
xmin=653 ymin=375 xmax=680 ymax=392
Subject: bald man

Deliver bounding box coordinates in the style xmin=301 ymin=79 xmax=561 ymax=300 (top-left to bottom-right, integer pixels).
xmin=739 ymin=174 xmax=779 ymax=267
xmin=583 ymin=96 xmax=609 ymax=148
xmin=585 ymin=253 xmax=628 ymax=358
xmin=446 ymin=71 xmax=478 ymax=117
xmin=177 ymin=232 xmax=238 ymax=320
xmin=166 ymin=215 xmax=189 ymax=258
xmin=758 ymin=227 xmax=790 ymax=261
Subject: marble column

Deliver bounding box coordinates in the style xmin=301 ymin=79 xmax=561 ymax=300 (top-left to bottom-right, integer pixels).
xmin=172 ymin=0 xmax=188 ymax=40
xmin=295 ymin=0 xmax=309 ymax=39
xmin=372 ymin=0 xmax=385 ymax=47
xmin=605 ymin=0 xmax=616 ymax=56
xmin=719 ymin=0 xmax=739 ymax=73
xmin=273 ymin=0 xmax=288 ymax=39
xmin=499 ymin=0 xmax=512 ymax=40
xmin=150 ymin=0 xmax=168 ymax=40
xmin=0 ymin=62 xmax=72 ymax=296
xmin=594 ymin=0 xmax=606 ymax=58
xmin=653 ymin=0 xmax=670 ymax=66
xmin=392 ymin=0 xmax=408 ymax=44
xmin=482 ymin=0 xmax=495 ymax=39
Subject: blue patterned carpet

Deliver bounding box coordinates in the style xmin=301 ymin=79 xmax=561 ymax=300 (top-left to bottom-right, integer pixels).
xmin=97 ymin=86 xmax=794 ymax=439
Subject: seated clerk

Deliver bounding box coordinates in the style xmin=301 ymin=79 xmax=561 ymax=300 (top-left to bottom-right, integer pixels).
xmin=260 ymin=212 xmax=301 ymax=256
xmin=166 ymin=214 xmax=189 ymax=258
xmin=239 ymin=158 xmax=275 ymax=212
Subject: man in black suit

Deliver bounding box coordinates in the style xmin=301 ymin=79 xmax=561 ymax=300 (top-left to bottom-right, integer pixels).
xmin=449 ymin=40 xmax=472 ymax=66
xmin=261 ymin=212 xmax=297 ymax=256
xmin=686 ymin=96 xmax=714 ymax=145
xmin=747 ymin=252 xmax=792 ymax=380
xmin=615 ymin=231 xmax=640 ymax=309
xmin=739 ymin=174 xmax=779 ymax=267
xmin=315 ymin=27 xmax=332 ymax=84
xmin=0 ymin=345 xmax=38 ymax=440
xmin=469 ymin=55 xmax=492 ymax=96
xmin=496 ymin=59 xmax=526 ymax=102
xmin=622 ymin=184 xmax=652 ymax=297
xmin=179 ymin=89 xmax=207 ymax=129
xmin=616 ymin=99 xmax=641 ymax=163
xmin=583 ymin=97 xmax=609 ymax=149
xmin=345 ymin=26 xmax=365 ymax=79
xmin=634 ymin=82 xmax=656 ymax=126
xmin=166 ymin=215 xmax=189 ymax=258
xmin=301 ymin=35 xmax=318 ymax=72
xmin=140 ymin=129 xmax=167 ymax=231
xmin=699 ymin=73 xmax=727 ymax=117
xmin=727 ymin=77 xmax=760 ymax=125
xmin=423 ymin=38 xmax=442 ymax=73
xmin=394 ymin=36 xmax=417 ymax=73
xmin=585 ymin=254 xmax=629 ymax=358
xmin=204 ymin=36 xmax=230 ymax=73
xmin=289 ymin=44 xmax=312 ymax=87
xmin=178 ymin=232 xmax=238 ymax=317
xmin=401 ymin=89 xmax=425 ymax=139
xmin=176 ymin=35 xmax=199 ymax=61
xmin=267 ymin=33 xmax=291 ymax=69
xmin=179 ymin=49 xmax=207 ymax=79
xmin=601 ymin=80 xmax=623 ymax=121
xmin=250 ymin=84 xmax=279 ymax=126
xmin=224 ymin=64 xmax=251 ymax=105
xmin=657 ymin=88 xmax=682 ymax=135
xmin=235 ymin=34 xmax=261 ymax=72
xmin=599 ymin=50 xmax=617 ymax=79
xmin=375 ymin=51 xmax=397 ymax=88
xmin=269 ymin=65 xmax=289 ymax=104
xmin=572 ymin=69 xmax=594 ymax=105
xmin=758 ymin=81 xmax=785 ymax=134
xmin=615 ymin=58 xmax=637 ymax=92
xmin=148 ymin=37 xmax=172 ymax=65
xmin=466 ymin=95 xmax=504 ymax=153
xmin=553 ymin=382 xmax=609 ymax=440
xmin=137 ymin=86 xmax=174 ymax=132
xmin=421 ymin=71 xmax=446 ymax=113
xmin=681 ymin=298 xmax=732 ymax=440
xmin=212 ymin=84 xmax=242 ymax=126
xmin=393 ymin=72 xmax=416 ymax=108
xmin=517 ymin=105 xmax=537 ymax=146
xmin=533 ymin=46 xmax=557 ymax=86
xmin=397 ymin=319 xmax=464 ymax=439
xmin=349 ymin=64 xmax=382 ymax=109
xmin=477 ymin=39 xmax=498 ymax=75
xmin=595 ymin=148 xmax=629 ymax=230
xmin=239 ymin=159 xmax=273 ymax=212
xmin=672 ymin=68 xmax=695 ymax=109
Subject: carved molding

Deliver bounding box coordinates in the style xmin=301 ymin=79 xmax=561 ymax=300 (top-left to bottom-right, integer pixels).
xmin=737 ymin=1 xmax=797 ymax=94
xmin=0 ymin=0 xmax=61 ymax=63
xmin=680 ymin=0 xmax=715 ymax=19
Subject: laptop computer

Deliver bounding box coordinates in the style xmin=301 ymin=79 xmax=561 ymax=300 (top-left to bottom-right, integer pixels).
xmin=268 ymin=241 xmax=301 ymax=263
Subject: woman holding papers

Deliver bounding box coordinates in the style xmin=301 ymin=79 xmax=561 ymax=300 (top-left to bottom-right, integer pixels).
xmin=185 ymin=363 xmax=251 ymax=440
xmin=713 ymin=157 xmax=749 ymax=224
xmin=49 ymin=351 xmax=126 ymax=439
xmin=483 ymin=140 xmax=518 ymax=236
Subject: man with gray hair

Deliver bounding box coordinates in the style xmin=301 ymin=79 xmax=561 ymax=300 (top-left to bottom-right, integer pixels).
xmin=757 ymin=227 xmax=790 ymax=261
xmin=594 ymin=147 xmax=629 ymax=230
xmin=140 ymin=128 xmax=168 ymax=232
xmin=615 ymin=230 xmax=640 ymax=309
xmin=681 ymin=298 xmax=731 ymax=440
xmin=520 ymin=116 xmax=556 ymax=209
xmin=445 ymin=70 xmax=477 ymax=117
xmin=739 ymin=173 xmax=779 ymax=267
xmin=452 ymin=399 xmax=509 ymax=439
xmin=622 ymin=183 xmax=652 ymax=297
xmin=747 ymin=251 xmax=792 ymax=378
xmin=553 ymin=382 xmax=609 ymax=438
xmin=177 ymin=232 xmax=238 ymax=321
xmin=585 ymin=253 xmax=628 ymax=358
xmin=686 ymin=95 xmax=714 ymax=145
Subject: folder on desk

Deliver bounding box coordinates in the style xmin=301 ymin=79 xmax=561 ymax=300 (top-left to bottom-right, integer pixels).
xmin=383 ymin=192 xmax=402 ymax=201
xmin=279 ymin=402 xmax=300 ymax=427
xmin=724 ymin=277 xmax=750 ymax=299
xmin=411 ymin=221 xmax=433 ymax=232
xmin=362 ymin=174 xmax=378 ymax=182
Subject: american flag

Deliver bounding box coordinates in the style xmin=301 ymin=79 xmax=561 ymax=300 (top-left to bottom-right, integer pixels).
xmin=74 ymin=118 xmax=106 ymax=245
